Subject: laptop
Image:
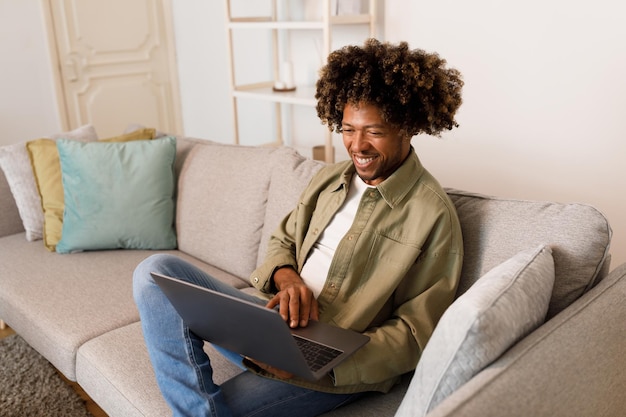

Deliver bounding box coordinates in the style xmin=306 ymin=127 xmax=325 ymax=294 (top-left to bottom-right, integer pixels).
xmin=151 ymin=272 xmax=370 ymax=381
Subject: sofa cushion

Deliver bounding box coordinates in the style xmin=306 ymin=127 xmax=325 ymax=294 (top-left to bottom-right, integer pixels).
xmin=0 ymin=125 xmax=98 ymax=242
xmin=0 ymin=232 xmax=247 ymax=380
xmin=395 ymin=245 xmax=554 ymax=417
xmin=447 ymin=189 xmax=612 ymax=318
xmin=257 ymin=147 xmax=324 ymax=266
xmin=56 ymin=136 xmax=177 ymax=253
xmin=176 ymin=143 xmax=276 ymax=280
xmin=76 ymin=322 xmax=243 ymax=417
xmin=76 ymin=320 xmax=410 ymax=417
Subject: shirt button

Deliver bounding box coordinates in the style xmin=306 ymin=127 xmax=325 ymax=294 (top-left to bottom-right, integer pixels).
xmin=253 ymin=277 xmax=259 ymax=283
xmin=313 ymin=228 xmax=319 ymax=235
xmin=348 ymin=235 xmax=353 ymax=241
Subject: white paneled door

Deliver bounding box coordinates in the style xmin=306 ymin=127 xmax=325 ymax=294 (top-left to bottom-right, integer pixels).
xmin=44 ymin=0 xmax=183 ymax=137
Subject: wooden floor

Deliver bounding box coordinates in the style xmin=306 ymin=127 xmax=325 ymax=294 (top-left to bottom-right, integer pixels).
xmin=0 ymin=325 xmax=108 ymax=417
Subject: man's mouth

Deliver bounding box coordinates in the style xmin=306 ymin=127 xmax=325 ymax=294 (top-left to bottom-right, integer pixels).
xmin=354 ymin=155 xmax=376 ymax=166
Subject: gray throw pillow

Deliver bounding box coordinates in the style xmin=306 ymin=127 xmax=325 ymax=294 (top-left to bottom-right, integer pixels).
xmin=395 ymin=245 xmax=555 ymax=417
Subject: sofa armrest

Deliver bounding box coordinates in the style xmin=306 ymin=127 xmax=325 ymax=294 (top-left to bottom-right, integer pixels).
xmin=427 ymin=263 xmax=626 ymax=417
xmin=0 ymin=168 xmax=24 ymax=238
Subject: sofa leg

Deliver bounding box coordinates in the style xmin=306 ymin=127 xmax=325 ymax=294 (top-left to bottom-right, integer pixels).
xmin=0 ymin=319 xmax=6 ymax=330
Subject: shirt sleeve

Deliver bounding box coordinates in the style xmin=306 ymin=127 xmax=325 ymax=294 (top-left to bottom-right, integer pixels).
xmin=249 ymin=205 xmax=300 ymax=294
xmin=249 ymin=164 xmax=340 ymax=294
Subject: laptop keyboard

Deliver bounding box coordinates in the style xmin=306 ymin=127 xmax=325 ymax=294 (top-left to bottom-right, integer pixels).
xmin=293 ymin=335 xmax=343 ymax=372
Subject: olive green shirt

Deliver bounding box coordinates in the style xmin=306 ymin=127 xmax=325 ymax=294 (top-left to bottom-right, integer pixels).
xmin=249 ymin=150 xmax=463 ymax=394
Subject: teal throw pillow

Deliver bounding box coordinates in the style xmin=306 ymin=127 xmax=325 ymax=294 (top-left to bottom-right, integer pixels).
xmin=55 ymin=136 xmax=177 ymax=253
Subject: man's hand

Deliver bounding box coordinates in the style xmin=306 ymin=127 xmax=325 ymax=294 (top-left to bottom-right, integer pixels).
xmin=266 ymin=266 xmax=319 ymax=328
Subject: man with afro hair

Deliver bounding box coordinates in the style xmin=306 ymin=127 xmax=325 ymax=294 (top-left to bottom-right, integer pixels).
xmin=134 ymin=39 xmax=464 ymax=417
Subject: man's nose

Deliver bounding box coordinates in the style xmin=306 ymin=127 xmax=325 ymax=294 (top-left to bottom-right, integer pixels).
xmin=351 ymin=131 xmax=368 ymax=152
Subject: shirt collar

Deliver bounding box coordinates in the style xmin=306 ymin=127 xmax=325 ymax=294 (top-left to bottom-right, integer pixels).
xmin=331 ymin=148 xmax=425 ymax=208
xmin=376 ymin=148 xmax=424 ymax=208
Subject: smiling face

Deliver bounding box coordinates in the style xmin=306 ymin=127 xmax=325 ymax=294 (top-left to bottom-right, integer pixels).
xmin=341 ymin=102 xmax=411 ymax=186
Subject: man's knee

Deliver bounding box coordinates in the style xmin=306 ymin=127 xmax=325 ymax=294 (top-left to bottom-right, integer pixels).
xmin=135 ymin=253 xmax=180 ymax=276
xmin=133 ymin=254 xmax=180 ymax=299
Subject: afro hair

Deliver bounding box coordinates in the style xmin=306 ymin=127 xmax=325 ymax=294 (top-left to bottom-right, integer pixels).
xmin=315 ymin=39 xmax=463 ymax=137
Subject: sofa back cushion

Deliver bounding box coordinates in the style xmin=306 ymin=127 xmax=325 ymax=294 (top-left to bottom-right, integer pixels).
xmin=447 ymin=189 xmax=612 ymax=318
xmin=176 ymin=143 xmax=276 ymax=279
xmin=257 ymin=147 xmax=324 ymax=266
xmin=174 ymin=142 xmax=612 ymax=319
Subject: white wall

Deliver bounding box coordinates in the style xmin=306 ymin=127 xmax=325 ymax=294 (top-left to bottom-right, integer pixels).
xmin=2 ymin=1 xmax=625 ymax=268
xmin=386 ymin=0 xmax=626 ymax=267
xmin=0 ymin=0 xmax=61 ymax=146
xmin=170 ymin=0 xmax=233 ymax=143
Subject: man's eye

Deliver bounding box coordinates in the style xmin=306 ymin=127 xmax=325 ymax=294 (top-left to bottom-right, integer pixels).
xmin=368 ymin=131 xmax=383 ymax=136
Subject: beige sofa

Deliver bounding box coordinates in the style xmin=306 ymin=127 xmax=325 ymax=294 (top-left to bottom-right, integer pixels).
xmin=1 ymin=136 xmax=624 ymax=417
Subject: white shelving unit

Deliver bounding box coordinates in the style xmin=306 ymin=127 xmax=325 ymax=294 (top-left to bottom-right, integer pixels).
xmin=225 ymin=0 xmax=377 ymax=162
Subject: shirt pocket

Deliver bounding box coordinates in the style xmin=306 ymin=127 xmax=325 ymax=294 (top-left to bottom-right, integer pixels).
xmin=343 ymin=233 xmax=422 ymax=299
xmin=330 ymin=234 xmax=422 ymax=328
xmin=365 ymin=233 xmax=422 ymax=276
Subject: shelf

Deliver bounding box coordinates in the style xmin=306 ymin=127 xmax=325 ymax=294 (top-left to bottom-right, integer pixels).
xmin=228 ymin=14 xmax=372 ymax=29
xmin=228 ymin=21 xmax=324 ymax=30
xmin=329 ymin=14 xmax=373 ymax=25
xmin=233 ymin=84 xmax=317 ymax=106
xmin=225 ymin=0 xmax=377 ymax=162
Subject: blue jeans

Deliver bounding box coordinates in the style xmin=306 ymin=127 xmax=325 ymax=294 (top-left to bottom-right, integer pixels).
xmin=133 ymin=254 xmax=363 ymax=417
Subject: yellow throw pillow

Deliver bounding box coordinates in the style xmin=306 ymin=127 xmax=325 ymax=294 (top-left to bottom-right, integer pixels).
xmin=99 ymin=128 xmax=157 ymax=143
xmin=26 ymin=139 xmax=65 ymax=251
xmin=27 ymin=128 xmax=157 ymax=251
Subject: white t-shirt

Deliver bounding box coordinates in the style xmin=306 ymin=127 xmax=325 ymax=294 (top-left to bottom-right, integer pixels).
xmin=300 ymin=174 xmax=375 ymax=298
